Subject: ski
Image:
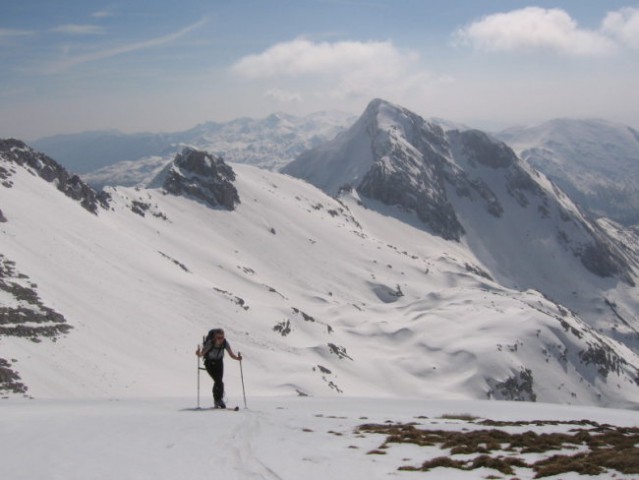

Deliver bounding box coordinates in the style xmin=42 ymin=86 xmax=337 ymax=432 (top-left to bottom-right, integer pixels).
xmin=185 ymin=406 xmax=240 ymax=412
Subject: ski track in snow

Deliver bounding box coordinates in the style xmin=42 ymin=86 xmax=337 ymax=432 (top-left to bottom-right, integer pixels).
xmin=3 ymin=396 xmax=639 ymax=480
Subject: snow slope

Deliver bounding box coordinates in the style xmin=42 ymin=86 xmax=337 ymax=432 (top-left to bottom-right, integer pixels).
xmin=2 ymin=396 xmax=639 ymax=480
xmin=497 ymin=118 xmax=639 ymax=226
xmin=2 ymin=139 xmax=639 ymax=407
xmin=284 ymin=99 xmax=639 ymax=349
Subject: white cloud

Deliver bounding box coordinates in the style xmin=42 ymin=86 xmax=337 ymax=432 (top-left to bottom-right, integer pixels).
xmin=603 ymin=7 xmax=639 ymax=49
xmin=454 ymin=7 xmax=616 ymax=56
xmin=51 ymin=24 xmax=106 ymax=35
xmin=231 ymin=38 xmax=432 ymax=101
xmin=232 ymin=38 xmax=415 ymax=78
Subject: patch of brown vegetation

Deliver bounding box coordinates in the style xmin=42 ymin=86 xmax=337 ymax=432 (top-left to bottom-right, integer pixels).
xmin=356 ymin=418 xmax=639 ymax=478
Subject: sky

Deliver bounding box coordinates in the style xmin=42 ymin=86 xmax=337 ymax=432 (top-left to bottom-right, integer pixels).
xmin=1 ymin=0 xmax=639 ymax=140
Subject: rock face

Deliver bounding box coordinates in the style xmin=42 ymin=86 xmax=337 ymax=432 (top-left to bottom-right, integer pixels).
xmin=151 ymin=147 xmax=240 ymax=210
xmin=0 ymin=138 xmax=110 ymax=214
xmin=286 ymin=99 xmax=466 ymax=240
xmin=284 ymin=99 xmax=636 ymax=286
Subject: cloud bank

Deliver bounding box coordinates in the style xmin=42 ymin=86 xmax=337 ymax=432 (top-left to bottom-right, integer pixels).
xmin=231 ymin=38 xmax=420 ymax=78
xmin=231 ymin=38 xmax=432 ymax=102
xmin=603 ymin=7 xmax=639 ymax=49
xmin=455 ymin=6 xmax=639 ymax=56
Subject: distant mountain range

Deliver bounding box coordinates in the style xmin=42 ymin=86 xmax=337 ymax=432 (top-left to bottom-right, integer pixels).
xmin=2 ymin=99 xmax=639 ymax=407
xmin=31 ymin=111 xmax=354 ymax=188
xmin=31 ymin=110 xmax=639 ymax=230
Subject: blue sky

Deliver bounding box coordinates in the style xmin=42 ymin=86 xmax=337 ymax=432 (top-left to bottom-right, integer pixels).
xmin=1 ymin=0 xmax=638 ymax=139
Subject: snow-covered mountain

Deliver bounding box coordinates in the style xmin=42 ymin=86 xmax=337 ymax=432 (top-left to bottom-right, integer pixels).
xmin=284 ymin=99 xmax=636 ymax=290
xmin=497 ymin=118 xmax=639 ymax=227
xmin=283 ymin=98 xmax=639 ymax=391
xmin=2 ymin=100 xmax=639 ymax=408
xmin=31 ymin=111 xmax=354 ymax=188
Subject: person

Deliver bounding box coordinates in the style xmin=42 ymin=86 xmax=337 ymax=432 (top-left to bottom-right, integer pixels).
xmin=196 ymin=328 xmax=242 ymax=408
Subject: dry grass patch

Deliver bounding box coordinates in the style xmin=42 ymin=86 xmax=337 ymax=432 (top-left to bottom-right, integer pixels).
xmin=356 ymin=419 xmax=639 ymax=478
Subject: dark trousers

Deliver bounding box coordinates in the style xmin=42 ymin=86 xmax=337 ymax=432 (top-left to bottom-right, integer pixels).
xmin=204 ymin=359 xmax=224 ymax=402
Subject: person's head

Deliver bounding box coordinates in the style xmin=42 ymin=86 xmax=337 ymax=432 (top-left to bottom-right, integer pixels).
xmin=215 ymin=329 xmax=225 ymax=341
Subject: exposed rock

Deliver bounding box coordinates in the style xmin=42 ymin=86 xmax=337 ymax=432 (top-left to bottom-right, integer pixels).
xmin=152 ymin=148 xmax=239 ymax=210
xmin=0 ymin=138 xmax=110 ymax=214
xmin=0 ymin=358 xmax=27 ymax=396
xmin=0 ymin=254 xmax=72 ymax=395
xmin=488 ymin=368 xmax=536 ymax=402
xmin=454 ymin=129 xmax=517 ymax=169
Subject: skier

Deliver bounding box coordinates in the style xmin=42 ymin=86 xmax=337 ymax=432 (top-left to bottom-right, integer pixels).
xmin=196 ymin=328 xmax=242 ymax=408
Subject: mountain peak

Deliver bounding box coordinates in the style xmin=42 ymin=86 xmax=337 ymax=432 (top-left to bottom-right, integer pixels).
xmin=361 ymin=98 xmax=426 ymax=130
xmin=285 ymin=99 xmax=462 ymax=240
xmin=285 ymin=100 xmax=636 ymax=286
xmin=150 ymin=147 xmax=240 ymax=210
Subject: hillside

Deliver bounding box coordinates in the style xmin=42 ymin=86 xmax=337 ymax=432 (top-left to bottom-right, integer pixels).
xmin=2 ymin=126 xmax=639 ymax=407
xmin=284 ymin=99 xmax=639 ymax=329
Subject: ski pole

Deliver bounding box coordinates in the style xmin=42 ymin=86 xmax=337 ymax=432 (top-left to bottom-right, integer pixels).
xmin=239 ymin=351 xmax=247 ymax=409
xmin=197 ymin=347 xmax=201 ymax=409
xmin=196 ymin=336 xmax=205 ymax=409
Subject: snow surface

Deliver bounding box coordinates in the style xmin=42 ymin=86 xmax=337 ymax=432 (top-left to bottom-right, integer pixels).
xmin=283 ymin=99 xmax=639 ymax=404
xmin=4 ymin=114 xmax=639 ymax=478
xmin=2 ymin=396 xmax=639 ymax=480
xmin=2 ymin=153 xmax=639 ymax=407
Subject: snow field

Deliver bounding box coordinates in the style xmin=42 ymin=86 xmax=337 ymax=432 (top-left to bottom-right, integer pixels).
xmin=2 ymin=396 xmax=639 ymax=480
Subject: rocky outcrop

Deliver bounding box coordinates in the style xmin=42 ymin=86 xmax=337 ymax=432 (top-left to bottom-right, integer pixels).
xmin=0 ymin=253 xmax=72 ymax=396
xmin=152 ymin=148 xmax=240 ymax=210
xmin=0 ymin=139 xmax=110 ymax=214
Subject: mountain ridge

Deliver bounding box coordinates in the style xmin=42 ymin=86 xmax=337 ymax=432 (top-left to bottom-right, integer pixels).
xmin=496 ymin=118 xmax=639 ymax=227
xmin=2 ymin=100 xmax=639 ymax=408
xmin=31 ymin=110 xmax=355 ymax=185
xmin=284 ymin=99 xmax=635 ymax=287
